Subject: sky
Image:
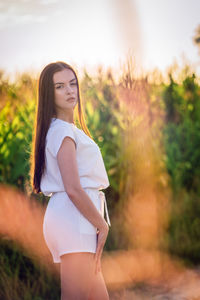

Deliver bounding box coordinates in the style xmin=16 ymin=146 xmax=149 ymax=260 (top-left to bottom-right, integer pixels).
xmin=0 ymin=0 xmax=200 ymax=81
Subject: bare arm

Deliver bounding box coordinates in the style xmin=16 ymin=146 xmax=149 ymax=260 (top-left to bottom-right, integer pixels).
xmin=57 ymin=136 xmax=108 ymax=230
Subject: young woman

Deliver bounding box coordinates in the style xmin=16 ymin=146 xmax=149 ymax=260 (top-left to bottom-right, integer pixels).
xmin=30 ymin=61 xmax=111 ymax=299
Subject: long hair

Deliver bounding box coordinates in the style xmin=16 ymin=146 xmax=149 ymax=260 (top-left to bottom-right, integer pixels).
xmin=30 ymin=61 xmax=93 ymax=194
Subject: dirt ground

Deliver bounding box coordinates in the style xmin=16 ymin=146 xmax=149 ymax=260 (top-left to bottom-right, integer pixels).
xmin=109 ymin=266 xmax=200 ymax=300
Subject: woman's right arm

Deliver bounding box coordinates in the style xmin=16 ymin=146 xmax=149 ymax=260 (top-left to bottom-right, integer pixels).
xmin=57 ymin=136 xmax=108 ymax=232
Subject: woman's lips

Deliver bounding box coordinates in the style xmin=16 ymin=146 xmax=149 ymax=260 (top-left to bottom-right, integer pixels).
xmin=67 ymin=97 xmax=75 ymax=101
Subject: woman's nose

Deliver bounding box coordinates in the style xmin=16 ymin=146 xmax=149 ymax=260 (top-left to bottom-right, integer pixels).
xmin=65 ymin=85 xmax=73 ymax=93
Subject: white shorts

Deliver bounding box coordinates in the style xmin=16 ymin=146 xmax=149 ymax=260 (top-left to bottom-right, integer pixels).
xmin=42 ymin=187 xmax=106 ymax=263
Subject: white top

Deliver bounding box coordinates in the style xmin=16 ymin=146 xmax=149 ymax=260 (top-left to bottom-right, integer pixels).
xmin=40 ymin=118 xmax=110 ymax=197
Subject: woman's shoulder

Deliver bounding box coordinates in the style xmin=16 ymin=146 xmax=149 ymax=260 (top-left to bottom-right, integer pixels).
xmin=48 ymin=118 xmax=95 ymax=144
xmin=46 ymin=118 xmax=77 ymax=156
xmin=46 ymin=118 xmax=76 ymax=140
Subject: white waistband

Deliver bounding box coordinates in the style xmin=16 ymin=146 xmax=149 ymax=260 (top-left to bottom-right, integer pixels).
xmin=51 ymin=189 xmax=111 ymax=227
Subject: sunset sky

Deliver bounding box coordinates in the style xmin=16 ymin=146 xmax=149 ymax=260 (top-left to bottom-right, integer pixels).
xmin=0 ymin=0 xmax=199 ymax=81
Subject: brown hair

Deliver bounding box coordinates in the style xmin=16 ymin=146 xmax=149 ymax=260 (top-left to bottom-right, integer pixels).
xmin=30 ymin=61 xmax=93 ymax=194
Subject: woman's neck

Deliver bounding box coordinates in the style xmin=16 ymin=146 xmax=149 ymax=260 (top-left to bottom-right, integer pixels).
xmin=53 ymin=113 xmax=74 ymax=124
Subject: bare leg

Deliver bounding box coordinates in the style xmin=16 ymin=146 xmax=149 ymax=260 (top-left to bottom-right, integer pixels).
xmin=60 ymin=252 xmax=96 ymax=300
xmin=88 ymin=269 xmax=110 ymax=300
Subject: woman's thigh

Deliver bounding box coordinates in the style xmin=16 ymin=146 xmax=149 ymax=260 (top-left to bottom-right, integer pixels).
xmin=60 ymin=252 xmax=96 ymax=300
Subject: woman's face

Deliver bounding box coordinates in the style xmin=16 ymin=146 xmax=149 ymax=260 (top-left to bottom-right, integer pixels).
xmin=53 ymin=68 xmax=78 ymax=114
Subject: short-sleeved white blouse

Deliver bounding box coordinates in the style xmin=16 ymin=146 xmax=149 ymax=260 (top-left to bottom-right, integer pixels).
xmin=40 ymin=118 xmax=110 ymax=197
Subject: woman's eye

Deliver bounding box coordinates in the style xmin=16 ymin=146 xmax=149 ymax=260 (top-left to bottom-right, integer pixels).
xmin=55 ymin=83 xmax=77 ymax=89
